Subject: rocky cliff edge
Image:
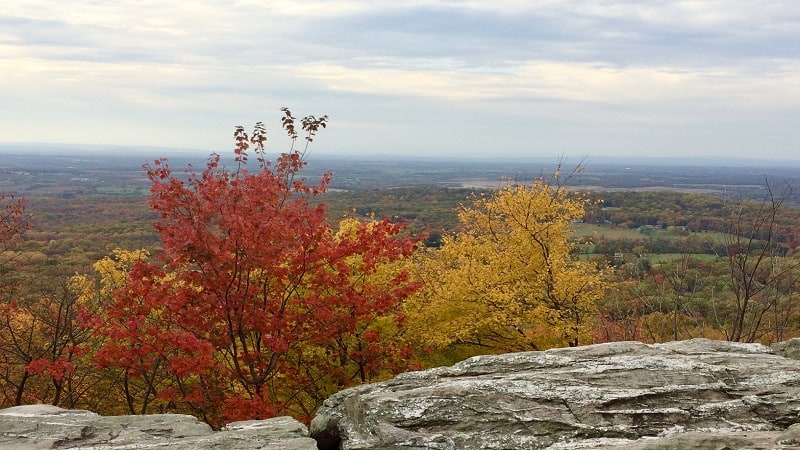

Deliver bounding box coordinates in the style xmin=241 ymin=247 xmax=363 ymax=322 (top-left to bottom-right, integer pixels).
xmin=311 ymin=338 xmax=800 ymax=449
xmin=3 ymin=338 xmax=800 ymax=449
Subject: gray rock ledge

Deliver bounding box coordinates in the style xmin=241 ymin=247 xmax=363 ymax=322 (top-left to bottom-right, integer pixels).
xmin=310 ymin=338 xmax=800 ymax=449
xmin=0 ymin=404 xmax=316 ymax=449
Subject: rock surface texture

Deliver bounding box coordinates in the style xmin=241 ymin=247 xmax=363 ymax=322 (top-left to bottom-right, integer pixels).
xmin=311 ymin=339 xmax=800 ymax=449
xmin=0 ymin=405 xmax=316 ymax=449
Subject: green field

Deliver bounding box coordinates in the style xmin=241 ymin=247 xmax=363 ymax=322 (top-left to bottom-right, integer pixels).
xmin=570 ymin=223 xmax=730 ymax=243
xmin=645 ymin=253 xmax=719 ymax=263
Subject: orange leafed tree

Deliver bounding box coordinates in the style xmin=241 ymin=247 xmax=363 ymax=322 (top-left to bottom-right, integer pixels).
xmin=85 ymin=110 xmax=421 ymax=426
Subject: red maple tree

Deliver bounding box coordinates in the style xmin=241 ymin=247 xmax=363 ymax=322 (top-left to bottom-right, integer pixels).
xmin=86 ymin=110 xmax=421 ymax=426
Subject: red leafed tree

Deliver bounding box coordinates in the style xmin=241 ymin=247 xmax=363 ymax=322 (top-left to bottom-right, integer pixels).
xmin=87 ymin=109 xmax=421 ymax=426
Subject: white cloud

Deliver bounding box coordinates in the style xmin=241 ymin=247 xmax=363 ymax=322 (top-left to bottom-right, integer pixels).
xmin=291 ymin=59 xmax=800 ymax=111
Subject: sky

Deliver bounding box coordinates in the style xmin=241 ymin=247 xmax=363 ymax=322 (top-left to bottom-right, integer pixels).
xmin=1 ymin=1 xmax=799 ymax=161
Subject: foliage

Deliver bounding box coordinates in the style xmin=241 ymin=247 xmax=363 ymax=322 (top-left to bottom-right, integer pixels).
xmin=406 ymin=170 xmax=606 ymax=357
xmin=0 ymin=274 xmax=101 ymax=409
xmin=581 ymin=190 xmax=800 ymax=253
xmin=0 ymin=193 xmax=30 ymax=292
xmin=0 ymin=193 xmax=28 ymax=244
xmin=321 ymin=187 xmax=475 ymax=246
xmin=85 ymin=111 xmax=421 ymax=427
xmin=0 ymin=192 xmax=107 ymax=410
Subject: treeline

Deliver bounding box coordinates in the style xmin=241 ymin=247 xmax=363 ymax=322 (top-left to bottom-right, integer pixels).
xmin=10 ymin=186 xmax=800 ymax=274
xmin=587 ymin=233 xmax=725 ymax=257
xmin=321 ymin=187 xmax=472 ymax=247
xmin=583 ymin=191 xmax=800 ymax=251
xmin=584 ymin=191 xmax=727 ymax=229
xmin=16 ymin=196 xmax=159 ymax=275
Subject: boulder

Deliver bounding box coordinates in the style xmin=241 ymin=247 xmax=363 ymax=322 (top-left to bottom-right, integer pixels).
xmin=0 ymin=404 xmax=316 ymax=449
xmin=310 ymin=339 xmax=800 ymax=449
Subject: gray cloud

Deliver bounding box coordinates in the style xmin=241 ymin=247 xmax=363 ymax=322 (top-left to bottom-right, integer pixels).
xmin=298 ymin=3 xmax=800 ymax=69
xmin=1 ymin=1 xmax=799 ymax=161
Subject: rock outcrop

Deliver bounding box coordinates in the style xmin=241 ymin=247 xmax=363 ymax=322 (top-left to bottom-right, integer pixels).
xmin=4 ymin=339 xmax=800 ymax=449
xmin=0 ymin=405 xmax=316 ymax=449
xmin=310 ymin=339 xmax=800 ymax=449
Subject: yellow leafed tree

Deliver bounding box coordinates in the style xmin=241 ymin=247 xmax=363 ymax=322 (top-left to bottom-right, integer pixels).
xmin=92 ymin=248 xmax=151 ymax=299
xmin=406 ymin=171 xmax=605 ymax=355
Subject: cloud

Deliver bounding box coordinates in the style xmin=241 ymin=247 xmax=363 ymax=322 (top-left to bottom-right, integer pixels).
xmin=1 ymin=1 xmax=799 ymax=160
xmin=291 ymin=59 xmax=800 ymax=112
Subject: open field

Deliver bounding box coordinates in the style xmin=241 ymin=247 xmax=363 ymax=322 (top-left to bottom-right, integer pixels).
xmin=570 ymin=223 xmax=730 ymax=244
xmin=646 ymin=253 xmax=719 ymax=263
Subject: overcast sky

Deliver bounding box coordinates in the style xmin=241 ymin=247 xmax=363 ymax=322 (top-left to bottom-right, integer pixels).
xmin=1 ymin=1 xmax=799 ymax=161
